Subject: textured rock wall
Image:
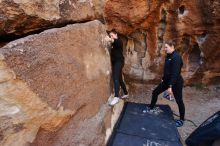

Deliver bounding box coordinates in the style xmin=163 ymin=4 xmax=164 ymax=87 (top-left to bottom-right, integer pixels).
xmin=105 ymin=0 xmax=220 ymax=85
xmin=1 ymin=0 xmax=219 ymax=84
xmin=0 ymin=0 xmax=105 ymax=37
xmin=0 ymin=20 xmax=113 ymax=146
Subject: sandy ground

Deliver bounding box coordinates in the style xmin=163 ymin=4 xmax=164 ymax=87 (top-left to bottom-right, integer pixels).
xmin=125 ymin=83 xmax=220 ymax=146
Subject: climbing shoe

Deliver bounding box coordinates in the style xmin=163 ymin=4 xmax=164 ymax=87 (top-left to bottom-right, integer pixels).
xmin=109 ymin=97 xmax=120 ymax=106
xmin=175 ymin=119 xmax=184 ymax=127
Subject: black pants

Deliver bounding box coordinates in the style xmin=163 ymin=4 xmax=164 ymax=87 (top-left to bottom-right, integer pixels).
xmin=150 ymin=77 xmax=185 ymax=120
xmin=112 ymin=60 xmax=128 ymax=97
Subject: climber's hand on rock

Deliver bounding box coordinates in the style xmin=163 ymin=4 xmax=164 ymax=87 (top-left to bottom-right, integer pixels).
xmin=105 ymin=35 xmax=113 ymax=42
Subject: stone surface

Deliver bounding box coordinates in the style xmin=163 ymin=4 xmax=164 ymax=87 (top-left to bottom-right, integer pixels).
xmin=0 ymin=20 xmax=113 ymax=146
xmin=1 ymin=0 xmax=219 ymax=84
xmin=0 ymin=0 xmax=105 ymax=37
xmin=105 ymin=0 xmax=220 ymax=85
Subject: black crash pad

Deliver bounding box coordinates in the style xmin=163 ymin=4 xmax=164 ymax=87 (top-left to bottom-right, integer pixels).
xmin=107 ymin=102 xmax=183 ymax=146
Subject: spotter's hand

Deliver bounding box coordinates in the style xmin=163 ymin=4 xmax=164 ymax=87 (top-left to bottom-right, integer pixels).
xmin=167 ymin=87 xmax=173 ymax=96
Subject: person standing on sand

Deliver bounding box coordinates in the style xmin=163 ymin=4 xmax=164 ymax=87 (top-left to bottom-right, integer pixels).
xmin=146 ymin=40 xmax=185 ymax=127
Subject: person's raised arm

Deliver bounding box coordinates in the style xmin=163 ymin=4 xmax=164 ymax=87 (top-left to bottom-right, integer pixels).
xmin=105 ymin=35 xmax=114 ymax=43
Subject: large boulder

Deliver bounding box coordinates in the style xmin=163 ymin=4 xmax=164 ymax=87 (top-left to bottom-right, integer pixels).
xmin=0 ymin=20 xmax=115 ymax=146
xmin=0 ymin=0 xmax=105 ymax=37
xmin=104 ymin=0 xmax=220 ymax=85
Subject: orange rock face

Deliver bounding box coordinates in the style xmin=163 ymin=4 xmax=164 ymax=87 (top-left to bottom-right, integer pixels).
xmin=105 ymin=0 xmax=220 ymax=85
xmin=1 ymin=0 xmax=219 ymax=84
xmin=0 ymin=0 xmax=104 ymax=37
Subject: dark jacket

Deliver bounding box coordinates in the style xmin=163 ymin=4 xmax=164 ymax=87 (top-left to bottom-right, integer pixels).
xmin=162 ymin=51 xmax=183 ymax=86
xmin=110 ymin=38 xmax=124 ymax=62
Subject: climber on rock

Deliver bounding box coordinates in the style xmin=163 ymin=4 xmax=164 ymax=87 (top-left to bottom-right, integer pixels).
xmin=105 ymin=29 xmax=129 ymax=106
xmin=145 ymin=40 xmax=185 ymax=127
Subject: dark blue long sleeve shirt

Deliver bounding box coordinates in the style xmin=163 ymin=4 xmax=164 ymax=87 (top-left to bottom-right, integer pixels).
xmin=162 ymin=51 xmax=183 ymax=86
